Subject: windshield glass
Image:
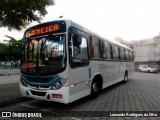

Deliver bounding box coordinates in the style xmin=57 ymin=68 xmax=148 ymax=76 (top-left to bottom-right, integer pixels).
xmin=21 ymin=34 xmax=66 ymax=75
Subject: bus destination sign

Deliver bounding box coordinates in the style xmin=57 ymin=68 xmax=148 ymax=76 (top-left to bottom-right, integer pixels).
xmin=25 ymin=21 xmax=66 ymax=38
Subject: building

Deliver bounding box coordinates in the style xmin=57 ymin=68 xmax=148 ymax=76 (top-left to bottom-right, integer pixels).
xmin=134 ymin=37 xmax=160 ymax=62
xmin=116 ymin=36 xmax=160 ymax=71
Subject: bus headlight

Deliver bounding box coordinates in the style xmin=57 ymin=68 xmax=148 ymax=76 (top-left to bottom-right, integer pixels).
xmin=51 ymin=77 xmax=68 ymax=90
xmin=20 ymin=78 xmax=28 ymax=87
xmin=20 ymin=76 xmax=27 ymax=87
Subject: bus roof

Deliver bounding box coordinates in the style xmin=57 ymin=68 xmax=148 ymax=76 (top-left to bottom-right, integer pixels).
xmin=24 ymin=19 xmax=134 ymax=52
xmin=69 ymin=19 xmax=133 ymax=52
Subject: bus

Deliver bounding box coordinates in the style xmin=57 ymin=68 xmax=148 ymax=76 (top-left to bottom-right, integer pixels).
xmin=20 ymin=19 xmax=134 ymax=104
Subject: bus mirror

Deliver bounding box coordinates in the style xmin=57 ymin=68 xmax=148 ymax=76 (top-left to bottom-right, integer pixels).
xmin=73 ymin=35 xmax=81 ymax=45
xmin=78 ymin=36 xmax=82 ymax=45
xmin=69 ymin=32 xmax=74 ymax=38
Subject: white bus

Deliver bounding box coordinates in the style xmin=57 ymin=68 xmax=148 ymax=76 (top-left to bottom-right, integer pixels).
xmin=20 ymin=19 xmax=134 ymax=104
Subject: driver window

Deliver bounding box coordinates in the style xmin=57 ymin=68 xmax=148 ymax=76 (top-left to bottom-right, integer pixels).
xmin=69 ymin=31 xmax=89 ymax=68
xmin=73 ymin=35 xmax=81 ymax=58
xmin=80 ymin=37 xmax=88 ymax=59
xmin=73 ymin=35 xmax=88 ymax=59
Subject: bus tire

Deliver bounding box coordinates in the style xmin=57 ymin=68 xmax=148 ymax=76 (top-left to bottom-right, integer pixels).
xmin=123 ymin=71 xmax=128 ymax=83
xmin=90 ymin=79 xmax=99 ymax=99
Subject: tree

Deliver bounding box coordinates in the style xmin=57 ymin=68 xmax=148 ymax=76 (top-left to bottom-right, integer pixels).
xmin=0 ymin=43 xmax=8 ymax=60
xmin=0 ymin=43 xmax=8 ymax=54
xmin=2 ymin=35 xmax=22 ymax=60
xmin=0 ymin=0 xmax=55 ymax=31
xmin=5 ymin=35 xmax=22 ymax=60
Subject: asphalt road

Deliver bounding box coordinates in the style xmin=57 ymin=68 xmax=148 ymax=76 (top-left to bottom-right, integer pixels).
xmin=0 ymin=72 xmax=160 ymax=120
xmin=0 ymin=83 xmax=20 ymax=101
xmin=0 ymin=69 xmax=21 ymax=102
xmin=0 ymin=67 xmax=20 ymax=76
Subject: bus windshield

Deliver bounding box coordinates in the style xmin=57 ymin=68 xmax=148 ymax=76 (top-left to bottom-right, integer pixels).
xmin=21 ymin=34 xmax=66 ymax=75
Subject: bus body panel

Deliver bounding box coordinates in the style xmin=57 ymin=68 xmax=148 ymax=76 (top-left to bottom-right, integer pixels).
xmin=69 ymin=84 xmax=90 ymax=103
xmin=69 ymin=66 xmax=90 ymax=102
xmin=20 ymin=68 xmax=71 ymax=104
xmin=20 ymin=83 xmax=70 ymax=104
xmin=103 ymin=61 xmax=114 ymax=84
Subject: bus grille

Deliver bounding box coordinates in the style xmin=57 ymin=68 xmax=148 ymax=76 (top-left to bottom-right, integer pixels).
xmin=30 ymin=90 xmax=46 ymax=97
xmin=26 ymin=76 xmax=53 ymax=83
xmin=28 ymin=84 xmax=50 ymax=89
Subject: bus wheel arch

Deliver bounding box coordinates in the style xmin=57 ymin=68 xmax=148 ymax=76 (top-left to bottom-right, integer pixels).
xmin=90 ymin=74 xmax=103 ymax=99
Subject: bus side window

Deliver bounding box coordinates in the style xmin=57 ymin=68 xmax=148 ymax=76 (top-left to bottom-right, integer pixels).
xmin=101 ymin=41 xmax=105 ymax=59
xmin=80 ymin=37 xmax=88 ymax=59
xmin=89 ymin=36 xmax=94 ymax=58
xmin=115 ymin=46 xmax=119 ymax=60
xmin=128 ymin=50 xmax=131 ymax=61
xmin=98 ymin=39 xmax=102 ymax=58
xmin=110 ymin=44 xmax=113 ymax=59
xmin=118 ymin=47 xmax=121 ymax=60
xmin=132 ymin=52 xmax=134 ymax=61
xmin=125 ymin=50 xmax=129 ymax=61
xmin=124 ymin=49 xmax=126 ymax=60
xmin=130 ymin=51 xmax=133 ymax=62
xmin=103 ymin=41 xmax=110 ymax=59
xmin=120 ymin=48 xmax=124 ymax=60
xmin=106 ymin=41 xmax=110 ymax=59
xmin=112 ymin=45 xmax=118 ymax=60
xmin=112 ymin=45 xmax=115 ymax=59
xmin=92 ymin=37 xmax=100 ymax=59
xmin=102 ymin=41 xmax=107 ymax=59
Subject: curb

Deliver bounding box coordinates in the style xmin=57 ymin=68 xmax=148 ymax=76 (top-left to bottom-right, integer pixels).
xmin=0 ymin=97 xmax=32 ymax=108
xmin=0 ymin=73 xmax=20 ymax=76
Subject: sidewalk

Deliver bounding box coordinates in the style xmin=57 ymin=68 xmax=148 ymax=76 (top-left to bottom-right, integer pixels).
xmin=0 ymin=75 xmax=20 ymax=85
xmin=0 ymin=69 xmax=31 ymax=107
xmin=0 ymin=67 xmax=20 ymax=76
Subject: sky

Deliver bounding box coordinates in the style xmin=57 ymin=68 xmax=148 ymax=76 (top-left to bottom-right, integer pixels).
xmin=1 ymin=0 xmax=160 ymax=42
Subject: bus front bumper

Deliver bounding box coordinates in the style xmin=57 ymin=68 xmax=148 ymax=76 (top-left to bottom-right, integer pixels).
xmin=19 ymin=83 xmax=69 ymax=104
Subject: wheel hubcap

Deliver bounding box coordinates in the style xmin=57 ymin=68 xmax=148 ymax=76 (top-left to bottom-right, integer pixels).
xmin=125 ymin=75 xmax=128 ymax=81
xmin=93 ymin=83 xmax=98 ymax=93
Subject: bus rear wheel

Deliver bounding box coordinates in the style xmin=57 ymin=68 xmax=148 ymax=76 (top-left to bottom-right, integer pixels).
xmin=123 ymin=71 xmax=128 ymax=83
xmin=90 ymin=80 xmax=99 ymax=99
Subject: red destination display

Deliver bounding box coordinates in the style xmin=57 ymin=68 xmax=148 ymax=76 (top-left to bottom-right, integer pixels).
xmin=25 ymin=21 xmax=66 ymax=38
xmin=28 ymin=24 xmax=59 ymax=37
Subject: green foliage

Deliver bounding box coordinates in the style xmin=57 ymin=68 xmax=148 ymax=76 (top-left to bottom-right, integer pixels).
xmin=0 ymin=35 xmax=22 ymax=60
xmin=0 ymin=0 xmax=55 ymax=31
xmin=0 ymin=43 xmax=8 ymax=54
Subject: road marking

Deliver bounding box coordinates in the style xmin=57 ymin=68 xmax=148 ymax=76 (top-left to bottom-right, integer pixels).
xmin=0 ymin=83 xmax=19 ymax=87
xmin=70 ymin=117 xmax=83 ymax=120
xmin=0 ymin=117 xmax=14 ymax=120
xmin=20 ymin=104 xmax=84 ymax=119
xmin=20 ymin=103 xmax=51 ymax=112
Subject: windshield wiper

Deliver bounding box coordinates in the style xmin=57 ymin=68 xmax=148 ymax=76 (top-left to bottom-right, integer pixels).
xmin=41 ymin=34 xmax=53 ymax=50
xmin=41 ymin=38 xmax=49 ymax=50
